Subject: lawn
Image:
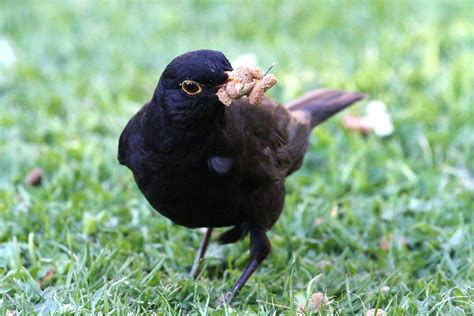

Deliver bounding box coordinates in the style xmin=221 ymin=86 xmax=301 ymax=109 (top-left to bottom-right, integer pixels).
xmin=0 ymin=0 xmax=473 ymax=314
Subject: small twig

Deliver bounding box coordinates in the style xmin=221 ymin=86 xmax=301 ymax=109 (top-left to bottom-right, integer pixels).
xmin=263 ymin=62 xmax=275 ymax=76
xmin=38 ymin=268 xmax=55 ymax=289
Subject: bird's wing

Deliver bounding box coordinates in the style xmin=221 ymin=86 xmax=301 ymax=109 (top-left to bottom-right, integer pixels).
xmin=283 ymin=89 xmax=366 ymax=173
xmin=225 ymin=89 xmax=364 ymax=177
xmin=118 ymin=103 xmax=149 ymax=167
xmin=225 ymin=98 xmax=300 ymax=177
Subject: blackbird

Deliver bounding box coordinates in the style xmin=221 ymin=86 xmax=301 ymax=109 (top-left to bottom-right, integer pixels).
xmin=118 ymin=49 xmax=364 ymax=306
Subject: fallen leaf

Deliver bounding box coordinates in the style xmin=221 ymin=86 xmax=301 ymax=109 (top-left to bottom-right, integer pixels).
xmin=297 ymin=292 xmax=332 ymax=314
xmin=296 ymin=305 xmax=305 ymax=316
xmin=63 ymin=304 xmax=73 ymax=312
xmin=314 ymin=217 xmax=324 ymax=226
xmin=310 ymin=292 xmax=331 ymax=310
xmin=342 ymin=113 xmax=372 ymax=135
xmin=38 ymin=268 xmax=55 ymax=289
xmin=367 ymin=308 xmax=386 ymax=316
xmin=25 ymin=168 xmax=43 ymax=187
xmin=342 ymin=101 xmax=394 ymax=137
xmin=379 ymin=236 xmax=390 ymax=252
xmin=380 ymin=286 xmax=390 ymax=293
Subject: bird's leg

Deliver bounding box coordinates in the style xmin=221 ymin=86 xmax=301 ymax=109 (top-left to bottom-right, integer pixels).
xmin=218 ymin=227 xmax=271 ymax=308
xmin=188 ymin=228 xmax=213 ymax=279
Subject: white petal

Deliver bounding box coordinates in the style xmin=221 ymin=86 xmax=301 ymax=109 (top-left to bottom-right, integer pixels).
xmin=365 ymin=100 xmax=394 ymax=137
xmin=0 ymin=37 xmax=17 ymax=68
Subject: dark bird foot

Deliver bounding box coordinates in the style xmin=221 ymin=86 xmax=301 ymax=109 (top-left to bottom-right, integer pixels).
xmin=216 ymin=227 xmax=271 ymax=309
xmin=187 ymin=228 xmax=213 ymax=279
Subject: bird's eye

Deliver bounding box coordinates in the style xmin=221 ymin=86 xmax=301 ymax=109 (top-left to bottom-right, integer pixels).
xmin=180 ymin=80 xmax=202 ymax=95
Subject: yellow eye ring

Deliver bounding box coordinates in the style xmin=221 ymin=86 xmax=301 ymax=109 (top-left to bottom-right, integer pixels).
xmin=180 ymin=80 xmax=202 ymax=96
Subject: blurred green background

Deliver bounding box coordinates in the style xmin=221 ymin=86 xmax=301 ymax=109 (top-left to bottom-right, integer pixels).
xmin=0 ymin=0 xmax=473 ymax=314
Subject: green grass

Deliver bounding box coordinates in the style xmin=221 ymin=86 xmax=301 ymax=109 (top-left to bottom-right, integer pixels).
xmin=0 ymin=0 xmax=473 ymax=314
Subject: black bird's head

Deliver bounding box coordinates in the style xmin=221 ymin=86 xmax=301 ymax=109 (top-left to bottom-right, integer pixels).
xmin=154 ymin=49 xmax=233 ymax=128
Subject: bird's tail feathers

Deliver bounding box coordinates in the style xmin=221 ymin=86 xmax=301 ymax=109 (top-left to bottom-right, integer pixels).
xmin=286 ymin=89 xmax=366 ymax=128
